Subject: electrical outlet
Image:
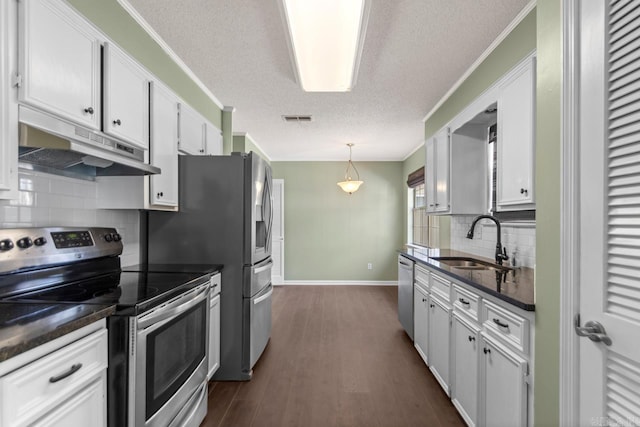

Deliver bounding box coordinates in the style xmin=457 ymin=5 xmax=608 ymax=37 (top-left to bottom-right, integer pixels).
xmin=367 ymin=263 xmax=372 ymax=270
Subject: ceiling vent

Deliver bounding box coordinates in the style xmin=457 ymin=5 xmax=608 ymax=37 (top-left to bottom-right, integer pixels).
xmin=282 ymin=115 xmax=312 ymax=122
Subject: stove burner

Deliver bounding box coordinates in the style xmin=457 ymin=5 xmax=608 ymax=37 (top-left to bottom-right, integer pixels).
xmin=35 ymin=287 xmax=87 ymax=299
xmin=92 ymin=287 xmax=122 ymax=299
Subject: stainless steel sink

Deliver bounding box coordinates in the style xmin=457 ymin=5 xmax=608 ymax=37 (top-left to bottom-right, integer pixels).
xmin=431 ymin=256 xmax=513 ymax=272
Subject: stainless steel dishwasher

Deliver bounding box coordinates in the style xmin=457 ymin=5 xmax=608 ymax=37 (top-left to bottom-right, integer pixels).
xmin=397 ymin=254 xmax=415 ymax=340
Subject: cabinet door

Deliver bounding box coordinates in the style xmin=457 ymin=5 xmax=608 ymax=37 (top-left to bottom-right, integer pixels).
xmin=0 ymin=0 xmax=17 ymax=200
xmin=413 ymin=284 xmax=429 ymax=365
xmin=205 ymin=121 xmax=223 ymax=155
xmin=451 ymin=314 xmax=480 ymax=427
xmin=497 ymin=58 xmax=535 ymax=210
xmin=428 ymin=295 xmax=451 ymax=394
xmin=149 ymin=82 xmax=179 ymax=207
xmin=32 ymin=378 xmax=106 ymax=427
xmin=434 ymin=128 xmax=450 ymax=212
xmin=481 ymin=336 xmax=528 ymax=427
xmin=208 ymin=294 xmax=221 ymax=379
xmin=425 ymin=137 xmax=436 ymax=213
xmin=19 ymin=0 xmax=101 ymax=129
xmin=178 ymin=103 xmax=205 ymax=155
xmin=103 ymin=42 xmax=150 ymax=150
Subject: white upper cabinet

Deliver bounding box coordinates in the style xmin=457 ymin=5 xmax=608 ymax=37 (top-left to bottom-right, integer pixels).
xmin=425 ymin=127 xmax=450 ymax=213
xmin=103 ymin=42 xmax=150 ymax=150
xmin=178 ymin=102 xmax=206 ymax=155
xmin=19 ymin=0 xmax=101 ymax=129
xmin=425 ymin=125 xmax=486 ymax=215
xmin=205 ymin=122 xmax=223 ymax=155
xmin=497 ymin=57 xmax=535 ymax=210
xmin=0 ymin=0 xmax=18 ymax=200
xmin=149 ymin=81 xmax=179 ymax=207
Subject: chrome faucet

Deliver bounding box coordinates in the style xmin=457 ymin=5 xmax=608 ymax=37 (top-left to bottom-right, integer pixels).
xmin=466 ymin=215 xmax=509 ymax=265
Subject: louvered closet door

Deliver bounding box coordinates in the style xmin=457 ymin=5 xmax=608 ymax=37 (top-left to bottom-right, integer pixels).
xmin=579 ymin=1 xmax=640 ymax=424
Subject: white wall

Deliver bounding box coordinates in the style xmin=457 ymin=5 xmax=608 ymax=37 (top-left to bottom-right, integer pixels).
xmin=0 ymin=170 xmax=140 ymax=266
xmin=449 ymin=215 xmax=535 ymax=268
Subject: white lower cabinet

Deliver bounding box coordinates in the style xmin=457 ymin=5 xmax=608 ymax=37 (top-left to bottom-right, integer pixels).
xmin=0 ymin=321 xmax=108 ymax=427
xmin=413 ymin=283 xmax=429 ymax=365
xmin=428 ymin=293 xmax=451 ymax=395
xmin=208 ymin=273 xmax=221 ymax=379
xmin=451 ymin=313 xmax=480 ymax=427
xmin=480 ymin=334 xmax=528 ymax=427
xmin=412 ymin=265 xmax=533 ymax=427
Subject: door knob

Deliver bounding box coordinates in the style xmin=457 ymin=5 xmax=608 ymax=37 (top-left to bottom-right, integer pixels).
xmin=574 ymin=314 xmax=612 ymax=346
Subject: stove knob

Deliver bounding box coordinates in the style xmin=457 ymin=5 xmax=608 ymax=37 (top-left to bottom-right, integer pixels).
xmin=104 ymin=234 xmax=113 ymax=242
xmin=0 ymin=239 xmax=14 ymax=252
xmin=112 ymin=233 xmax=122 ymax=242
xmin=17 ymin=237 xmax=33 ymax=249
xmin=34 ymin=237 xmax=47 ymax=246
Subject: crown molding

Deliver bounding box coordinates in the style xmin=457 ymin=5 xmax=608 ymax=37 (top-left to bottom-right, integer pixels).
xmin=117 ymin=0 xmax=224 ymax=110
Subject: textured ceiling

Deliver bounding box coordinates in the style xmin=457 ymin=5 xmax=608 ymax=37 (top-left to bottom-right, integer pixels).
xmin=125 ymin=0 xmax=530 ymax=161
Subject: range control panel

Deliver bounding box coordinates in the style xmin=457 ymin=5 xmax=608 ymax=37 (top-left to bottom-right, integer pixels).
xmin=0 ymin=227 xmax=123 ymax=273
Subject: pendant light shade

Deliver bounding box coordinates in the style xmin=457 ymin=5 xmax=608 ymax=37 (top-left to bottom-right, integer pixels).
xmin=337 ymin=143 xmax=363 ymax=194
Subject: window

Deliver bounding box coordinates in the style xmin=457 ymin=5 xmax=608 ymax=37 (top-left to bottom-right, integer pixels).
xmin=411 ymin=184 xmax=430 ymax=247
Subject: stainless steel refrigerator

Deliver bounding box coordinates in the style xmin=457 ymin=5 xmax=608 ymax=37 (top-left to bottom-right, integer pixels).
xmin=146 ymin=152 xmax=273 ymax=380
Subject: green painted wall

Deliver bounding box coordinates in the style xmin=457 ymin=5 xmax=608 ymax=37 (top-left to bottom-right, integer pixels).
xmin=534 ymin=0 xmax=561 ymax=425
xmin=232 ymin=134 xmax=271 ymax=163
xmin=271 ymin=162 xmax=404 ymax=281
xmin=66 ymin=0 xmax=222 ymax=129
xmin=424 ymin=11 xmax=537 ymax=139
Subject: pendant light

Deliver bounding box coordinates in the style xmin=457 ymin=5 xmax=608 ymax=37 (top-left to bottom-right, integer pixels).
xmin=337 ymin=143 xmax=363 ymax=194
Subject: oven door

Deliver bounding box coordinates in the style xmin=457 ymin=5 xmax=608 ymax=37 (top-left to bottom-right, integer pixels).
xmin=132 ymin=283 xmax=209 ymax=427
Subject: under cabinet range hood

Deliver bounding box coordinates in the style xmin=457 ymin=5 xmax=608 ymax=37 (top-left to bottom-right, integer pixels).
xmin=18 ymin=105 xmax=160 ymax=178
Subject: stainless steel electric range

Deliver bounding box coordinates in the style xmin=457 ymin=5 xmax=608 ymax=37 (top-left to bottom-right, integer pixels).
xmin=0 ymin=227 xmax=211 ymax=427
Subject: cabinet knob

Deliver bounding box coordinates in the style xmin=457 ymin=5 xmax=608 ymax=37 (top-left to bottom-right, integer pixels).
xmin=422 ymin=298 xmax=426 ymax=302
xmin=199 ymin=149 xmax=204 ymax=153
xmin=157 ymin=192 xmax=164 ymax=198
xmin=84 ymin=107 xmax=94 ymax=114
xmin=429 ymin=303 xmax=435 ymax=308
xmin=113 ymin=119 xmax=122 ymax=126
xmin=468 ymin=336 xmax=476 ymax=342
xmin=483 ymin=347 xmax=491 ymax=355
xmin=520 ymin=188 xmax=528 ymax=195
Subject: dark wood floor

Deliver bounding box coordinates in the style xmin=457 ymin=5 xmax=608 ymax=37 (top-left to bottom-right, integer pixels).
xmin=201 ymin=285 xmax=464 ymax=427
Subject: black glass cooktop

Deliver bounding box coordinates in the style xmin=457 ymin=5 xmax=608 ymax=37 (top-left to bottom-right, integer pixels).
xmin=6 ymin=271 xmax=208 ymax=315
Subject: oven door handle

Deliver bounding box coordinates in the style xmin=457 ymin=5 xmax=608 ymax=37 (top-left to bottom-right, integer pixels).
xmin=137 ymin=285 xmax=209 ymax=330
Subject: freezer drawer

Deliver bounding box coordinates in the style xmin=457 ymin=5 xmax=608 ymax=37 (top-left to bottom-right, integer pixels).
xmin=247 ymin=283 xmax=272 ymax=368
xmin=243 ymin=257 xmax=273 ymax=297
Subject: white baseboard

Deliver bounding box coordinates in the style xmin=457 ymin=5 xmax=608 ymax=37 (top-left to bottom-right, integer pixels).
xmin=276 ymin=280 xmax=397 ymax=286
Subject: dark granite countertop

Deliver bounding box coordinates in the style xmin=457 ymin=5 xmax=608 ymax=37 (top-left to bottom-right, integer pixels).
xmin=0 ymin=302 xmax=116 ymax=362
xmin=122 ymin=263 xmax=223 ymax=274
xmin=400 ymin=246 xmax=535 ymax=311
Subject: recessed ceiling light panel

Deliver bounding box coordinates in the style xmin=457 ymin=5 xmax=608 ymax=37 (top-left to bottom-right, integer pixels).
xmin=281 ymin=0 xmax=370 ymax=92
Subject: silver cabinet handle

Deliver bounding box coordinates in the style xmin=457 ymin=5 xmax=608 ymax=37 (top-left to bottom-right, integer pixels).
xmin=574 ymin=314 xmax=612 ymax=346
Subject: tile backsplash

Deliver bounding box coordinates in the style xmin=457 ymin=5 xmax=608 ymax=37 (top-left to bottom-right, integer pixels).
xmin=450 ymin=215 xmax=535 ymax=268
xmin=0 ymin=170 xmax=140 ymax=266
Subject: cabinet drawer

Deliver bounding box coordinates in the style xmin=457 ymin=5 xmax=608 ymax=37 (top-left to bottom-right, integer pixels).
xmin=430 ymin=272 xmax=451 ymax=301
xmin=482 ymin=300 xmax=529 ymax=354
xmin=415 ymin=265 xmax=429 ymax=288
xmin=452 ymin=284 xmax=480 ymax=322
xmin=0 ymin=329 xmax=108 ymax=426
